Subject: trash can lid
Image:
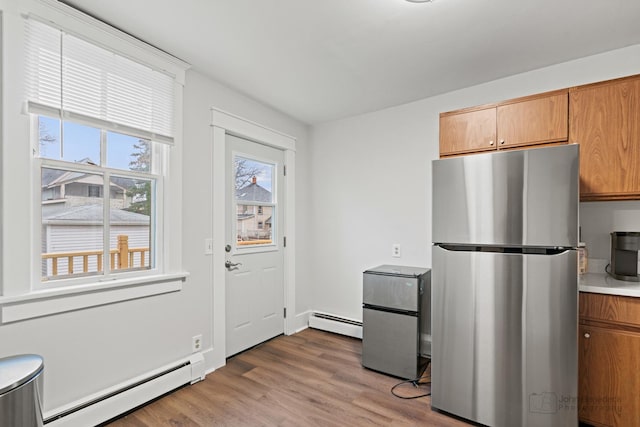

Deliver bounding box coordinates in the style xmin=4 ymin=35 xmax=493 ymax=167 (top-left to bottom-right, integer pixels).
xmin=0 ymin=354 xmax=44 ymax=395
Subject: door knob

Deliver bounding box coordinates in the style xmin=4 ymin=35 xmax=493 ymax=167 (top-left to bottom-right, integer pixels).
xmin=225 ymin=260 xmax=242 ymax=269
xmin=500 ymin=139 xmax=505 ymax=145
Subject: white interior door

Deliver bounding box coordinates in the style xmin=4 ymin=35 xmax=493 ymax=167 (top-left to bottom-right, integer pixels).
xmin=225 ymin=134 xmax=285 ymax=357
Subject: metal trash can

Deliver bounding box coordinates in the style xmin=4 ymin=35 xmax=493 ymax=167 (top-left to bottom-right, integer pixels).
xmin=0 ymin=354 xmax=44 ymax=427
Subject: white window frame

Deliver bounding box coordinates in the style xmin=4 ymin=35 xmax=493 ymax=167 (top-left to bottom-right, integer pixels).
xmin=32 ymin=122 xmax=165 ymax=289
xmin=0 ymin=0 xmax=189 ymax=323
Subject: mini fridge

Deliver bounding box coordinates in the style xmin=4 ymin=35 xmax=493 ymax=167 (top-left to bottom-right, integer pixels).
xmin=361 ymin=265 xmax=431 ymax=379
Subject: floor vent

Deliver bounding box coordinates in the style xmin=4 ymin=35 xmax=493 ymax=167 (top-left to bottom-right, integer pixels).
xmin=309 ymin=312 xmax=362 ymax=339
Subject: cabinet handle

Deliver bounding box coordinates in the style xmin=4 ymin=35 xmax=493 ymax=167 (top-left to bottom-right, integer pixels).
xmin=500 ymin=139 xmax=505 ymax=145
xmin=584 ymin=332 xmax=590 ymax=338
xmin=489 ymin=140 xmax=494 ymax=146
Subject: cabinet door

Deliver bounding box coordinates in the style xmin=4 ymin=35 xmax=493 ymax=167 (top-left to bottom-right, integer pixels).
xmin=579 ymin=324 xmax=640 ymax=427
xmin=497 ymin=92 xmax=568 ymax=149
xmin=579 ymin=292 xmax=640 ymax=325
xmin=439 ymin=107 xmax=496 ymax=156
xmin=570 ymin=76 xmax=640 ymax=200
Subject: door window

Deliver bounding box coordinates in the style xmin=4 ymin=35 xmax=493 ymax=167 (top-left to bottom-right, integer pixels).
xmin=233 ymin=155 xmax=275 ymax=248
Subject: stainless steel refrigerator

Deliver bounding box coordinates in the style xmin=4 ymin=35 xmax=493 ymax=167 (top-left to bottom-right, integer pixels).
xmin=431 ymin=144 xmax=578 ymax=427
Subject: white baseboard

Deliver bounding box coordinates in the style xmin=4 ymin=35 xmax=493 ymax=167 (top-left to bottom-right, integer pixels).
xmin=44 ymin=354 xmax=204 ymax=427
xmin=307 ymin=312 xmax=428 ymax=353
xmin=290 ymin=310 xmax=310 ymax=334
xmin=202 ymin=347 xmax=222 ymax=376
xmin=308 ymin=312 xmax=362 ymax=339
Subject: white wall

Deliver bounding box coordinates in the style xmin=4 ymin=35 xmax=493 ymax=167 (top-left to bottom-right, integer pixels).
xmin=580 ymin=201 xmax=640 ymax=272
xmin=309 ymin=44 xmax=640 ymax=320
xmin=0 ymin=67 xmax=310 ymax=414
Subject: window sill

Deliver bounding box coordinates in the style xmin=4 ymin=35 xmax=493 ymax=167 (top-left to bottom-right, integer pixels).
xmin=0 ymin=272 xmax=189 ymax=324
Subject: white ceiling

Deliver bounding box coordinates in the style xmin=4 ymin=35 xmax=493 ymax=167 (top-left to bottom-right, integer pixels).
xmin=62 ymin=0 xmax=640 ymax=125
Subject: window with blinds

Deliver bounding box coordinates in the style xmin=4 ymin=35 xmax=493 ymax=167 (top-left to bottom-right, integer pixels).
xmin=25 ymin=17 xmax=175 ymax=144
xmin=25 ymin=17 xmax=176 ymax=285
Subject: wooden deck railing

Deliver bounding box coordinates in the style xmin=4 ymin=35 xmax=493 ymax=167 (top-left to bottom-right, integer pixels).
xmin=42 ymin=235 xmax=149 ymax=277
xmin=237 ymin=239 xmax=273 ymax=246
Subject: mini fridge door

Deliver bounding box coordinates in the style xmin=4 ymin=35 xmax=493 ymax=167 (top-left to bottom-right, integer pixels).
xmin=363 ymin=266 xmax=423 ymax=312
xmin=362 ymin=307 xmax=420 ymax=379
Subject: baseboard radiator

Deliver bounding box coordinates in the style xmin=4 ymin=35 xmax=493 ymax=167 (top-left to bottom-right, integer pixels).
xmin=44 ymin=353 xmax=205 ymax=427
xmin=308 ymin=312 xmax=363 ymax=339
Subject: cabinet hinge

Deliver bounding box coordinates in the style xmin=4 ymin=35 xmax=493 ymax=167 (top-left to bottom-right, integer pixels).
xmin=283 ymin=236 xmax=287 ymax=247
xmin=283 ymin=165 xmax=287 ymax=176
xmin=284 ymin=307 xmax=287 ymax=318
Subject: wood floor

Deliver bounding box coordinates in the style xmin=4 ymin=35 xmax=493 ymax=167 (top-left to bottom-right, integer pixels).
xmin=105 ymin=328 xmax=471 ymax=426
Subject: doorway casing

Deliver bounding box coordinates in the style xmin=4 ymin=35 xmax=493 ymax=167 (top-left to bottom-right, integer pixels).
xmin=210 ymin=107 xmax=296 ymax=370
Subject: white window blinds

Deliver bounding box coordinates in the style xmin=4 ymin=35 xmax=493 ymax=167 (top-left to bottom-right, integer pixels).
xmin=25 ymin=18 xmax=175 ymax=144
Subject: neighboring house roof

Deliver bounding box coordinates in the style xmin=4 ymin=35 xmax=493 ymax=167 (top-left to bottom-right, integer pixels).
xmin=42 ymin=158 xmax=95 ymax=187
xmin=42 ymin=204 xmax=149 ymax=225
xmin=46 ymin=171 xmax=102 ymax=188
xmin=41 ymin=158 xmax=130 ymax=191
xmin=265 ymin=216 xmax=272 ymax=225
xmin=44 ymin=171 xmax=127 ymax=192
xmin=41 ymin=167 xmax=67 ymax=186
xmin=236 ymin=182 xmax=271 ymax=203
xmin=237 ymin=213 xmax=255 ymax=221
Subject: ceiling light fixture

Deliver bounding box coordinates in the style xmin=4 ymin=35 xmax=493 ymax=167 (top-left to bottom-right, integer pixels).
xmin=405 ymin=0 xmax=434 ymax=2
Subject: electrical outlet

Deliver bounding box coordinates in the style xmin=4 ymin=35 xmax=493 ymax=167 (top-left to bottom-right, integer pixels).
xmin=192 ymin=334 xmax=203 ymax=353
xmin=392 ymin=244 xmax=401 ymax=258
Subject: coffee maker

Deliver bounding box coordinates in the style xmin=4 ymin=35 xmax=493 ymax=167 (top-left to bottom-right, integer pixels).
xmin=609 ymin=231 xmax=640 ymax=282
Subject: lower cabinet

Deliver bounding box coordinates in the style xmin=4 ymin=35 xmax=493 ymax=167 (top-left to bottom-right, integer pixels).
xmin=579 ymin=324 xmax=640 ymax=426
xmin=579 ymin=292 xmax=640 ymax=427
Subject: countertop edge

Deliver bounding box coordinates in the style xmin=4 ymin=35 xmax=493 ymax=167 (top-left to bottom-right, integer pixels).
xmin=579 ymin=272 xmax=640 ymax=298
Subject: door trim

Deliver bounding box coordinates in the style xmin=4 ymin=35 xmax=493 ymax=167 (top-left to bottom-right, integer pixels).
xmin=210 ymin=107 xmax=296 ymax=369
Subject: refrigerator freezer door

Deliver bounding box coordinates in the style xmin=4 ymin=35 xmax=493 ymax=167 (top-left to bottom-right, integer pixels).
xmin=432 ymin=144 xmax=578 ymax=248
xmin=431 ymin=246 xmax=577 ymax=427
xmin=363 ymin=271 xmax=419 ymax=312
xmin=362 ymin=307 xmax=420 ymax=379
